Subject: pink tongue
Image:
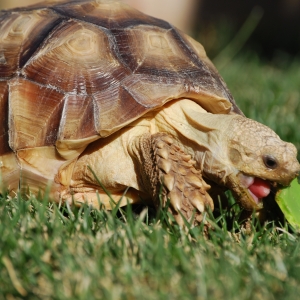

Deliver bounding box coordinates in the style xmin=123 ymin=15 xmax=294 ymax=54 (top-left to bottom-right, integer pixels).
xmin=248 ymin=178 xmax=271 ymax=199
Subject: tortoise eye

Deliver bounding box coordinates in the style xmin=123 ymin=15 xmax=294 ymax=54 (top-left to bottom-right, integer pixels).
xmin=263 ymin=155 xmax=278 ymax=169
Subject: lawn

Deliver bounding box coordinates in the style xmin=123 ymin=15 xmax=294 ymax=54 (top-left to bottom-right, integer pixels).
xmin=1 ymin=54 xmax=300 ymax=299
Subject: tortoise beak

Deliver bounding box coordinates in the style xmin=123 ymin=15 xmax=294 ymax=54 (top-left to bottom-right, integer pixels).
xmin=226 ymin=165 xmax=300 ymax=211
xmin=226 ymin=173 xmax=265 ymax=211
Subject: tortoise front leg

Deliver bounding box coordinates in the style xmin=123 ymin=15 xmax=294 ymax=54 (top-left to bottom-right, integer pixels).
xmin=134 ymin=133 xmax=213 ymax=226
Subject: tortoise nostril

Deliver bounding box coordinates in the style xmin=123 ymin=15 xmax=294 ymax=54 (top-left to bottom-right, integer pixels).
xmin=263 ymin=155 xmax=278 ymax=169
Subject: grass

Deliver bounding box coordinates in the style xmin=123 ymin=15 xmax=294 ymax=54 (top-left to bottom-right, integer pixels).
xmin=1 ymin=193 xmax=300 ymax=300
xmin=1 ymin=54 xmax=300 ymax=299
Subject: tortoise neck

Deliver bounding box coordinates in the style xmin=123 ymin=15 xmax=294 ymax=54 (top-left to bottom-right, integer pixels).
xmin=153 ymin=99 xmax=240 ymax=184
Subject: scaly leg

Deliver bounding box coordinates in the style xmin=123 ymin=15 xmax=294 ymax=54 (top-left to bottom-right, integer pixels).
xmin=134 ymin=133 xmax=213 ymax=226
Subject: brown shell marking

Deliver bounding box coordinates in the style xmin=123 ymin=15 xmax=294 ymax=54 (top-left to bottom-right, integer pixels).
xmin=0 ymin=9 xmax=61 ymax=77
xmin=22 ymin=20 xmax=130 ymax=95
xmin=9 ymin=78 xmax=65 ymax=150
xmin=1 ymin=0 xmax=239 ymax=155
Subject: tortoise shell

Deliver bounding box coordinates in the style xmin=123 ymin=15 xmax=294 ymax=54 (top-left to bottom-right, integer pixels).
xmin=0 ymin=0 xmax=242 ymax=160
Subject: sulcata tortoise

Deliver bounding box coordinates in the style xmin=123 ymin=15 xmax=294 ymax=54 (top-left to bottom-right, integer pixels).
xmin=0 ymin=0 xmax=299 ymax=225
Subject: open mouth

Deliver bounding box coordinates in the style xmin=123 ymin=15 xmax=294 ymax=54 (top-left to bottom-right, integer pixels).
xmin=239 ymin=174 xmax=271 ymax=205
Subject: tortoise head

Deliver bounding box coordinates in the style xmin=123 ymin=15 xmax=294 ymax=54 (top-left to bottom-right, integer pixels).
xmin=224 ymin=116 xmax=300 ymax=210
xmin=200 ymin=115 xmax=300 ymax=210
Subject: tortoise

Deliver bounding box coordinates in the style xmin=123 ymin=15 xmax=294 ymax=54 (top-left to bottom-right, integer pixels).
xmin=0 ymin=0 xmax=299 ymax=225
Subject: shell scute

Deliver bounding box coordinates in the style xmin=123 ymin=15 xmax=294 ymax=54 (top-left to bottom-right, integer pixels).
xmin=9 ymin=78 xmax=65 ymax=150
xmin=120 ymin=74 xmax=183 ymax=108
xmin=0 ymin=9 xmax=62 ymax=77
xmin=23 ymin=20 xmax=130 ymax=95
xmin=94 ymin=85 xmax=148 ymax=136
xmin=58 ymin=94 xmax=97 ymax=140
xmin=112 ymin=26 xmax=194 ymax=75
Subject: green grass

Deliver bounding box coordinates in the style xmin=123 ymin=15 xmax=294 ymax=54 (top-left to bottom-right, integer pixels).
xmin=1 ymin=193 xmax=300 ymax=300
xmin=1 ymin=55 xmax=300 ymax=299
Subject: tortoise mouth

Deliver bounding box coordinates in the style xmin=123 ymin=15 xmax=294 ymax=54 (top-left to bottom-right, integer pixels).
xmin=238 ymin=173 xmax=271 ymax=207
